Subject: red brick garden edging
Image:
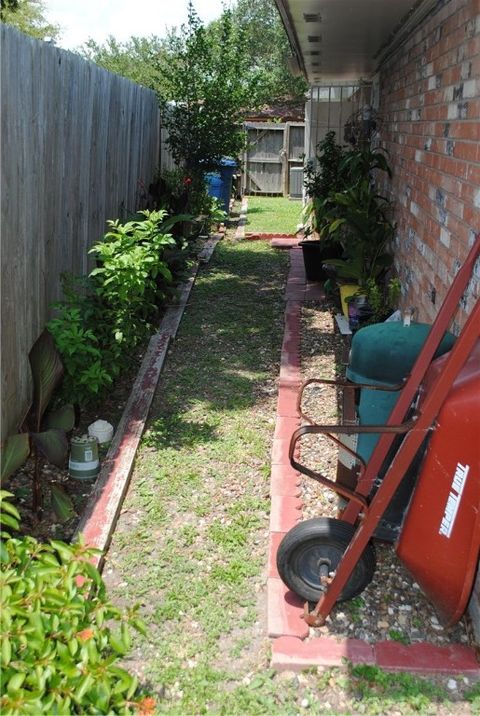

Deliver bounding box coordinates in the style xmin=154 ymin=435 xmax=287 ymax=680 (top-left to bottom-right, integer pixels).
xmin=74 ymin=237 xmax=221 ymax=568
xmin=267 ymin=246 xmax=480 ymax=674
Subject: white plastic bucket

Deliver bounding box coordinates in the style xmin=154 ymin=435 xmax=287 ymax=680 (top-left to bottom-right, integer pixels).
xmin=88 ymin=419 xmax=114 ymax=446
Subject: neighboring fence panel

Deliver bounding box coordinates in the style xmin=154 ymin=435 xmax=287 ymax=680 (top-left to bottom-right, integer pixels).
xmin=160 ymin=125 xmax=177 ymax=172
xmin=243 ymin=122 xmax=304 ymax=197
xmin=0 ymin=26 xmax=162 ymax=440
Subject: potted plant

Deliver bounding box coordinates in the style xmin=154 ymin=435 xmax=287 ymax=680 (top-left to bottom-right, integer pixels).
xmin=320 ymin=146 xmax=396 ymax=322
xmin=299 ymin=202 xmax=343 ymax=281
xmin=345 ymin=277 xmax=402 ymax=331
xmin=299 ymin=132 xmax=346 ymax=281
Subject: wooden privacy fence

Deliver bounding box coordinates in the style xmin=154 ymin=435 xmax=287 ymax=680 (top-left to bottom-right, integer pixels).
xmin=242 ymin=121 xmax=304 ymax=197
xmin=0 ymin=26 xmax=163 ymax=441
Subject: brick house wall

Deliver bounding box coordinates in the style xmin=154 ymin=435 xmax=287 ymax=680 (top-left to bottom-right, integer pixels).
xmin=376 ymin=0 xmax=479 ymax=334
xmin=376 ymin=0 xmax=480 ymax=640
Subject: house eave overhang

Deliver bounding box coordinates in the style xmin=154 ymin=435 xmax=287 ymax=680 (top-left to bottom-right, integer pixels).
xmin=274 ymin=0 xmax=437 ymax=85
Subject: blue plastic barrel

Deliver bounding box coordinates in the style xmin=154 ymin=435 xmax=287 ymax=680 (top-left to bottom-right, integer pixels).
xmin=205 ymin=158 xmax=237 ymax=214
xmin=205 ymin=172 xmax=223 ymax=204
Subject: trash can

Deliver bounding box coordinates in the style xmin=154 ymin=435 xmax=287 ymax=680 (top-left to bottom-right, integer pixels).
xmin=205 ymin=158 xmax=237 ymax=214
xmin=205 ymin=172 xmax=223 ymax=206
xmin=218 ymin=158 xmax=236 ymax=213
xmin=340 ymin=321 xmax=456 ymax=539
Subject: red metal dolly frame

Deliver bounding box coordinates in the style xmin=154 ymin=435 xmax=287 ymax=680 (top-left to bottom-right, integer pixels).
xmin=288 ymin=235 xmax=480 ymax=627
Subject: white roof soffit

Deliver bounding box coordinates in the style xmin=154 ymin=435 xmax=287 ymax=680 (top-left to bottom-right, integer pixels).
xmin=275 ymin=0 xmax=434 ymax=84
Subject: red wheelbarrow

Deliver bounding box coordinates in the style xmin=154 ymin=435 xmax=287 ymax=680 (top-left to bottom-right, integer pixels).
xmin=276 ymin=235 xmax=480 ymax=628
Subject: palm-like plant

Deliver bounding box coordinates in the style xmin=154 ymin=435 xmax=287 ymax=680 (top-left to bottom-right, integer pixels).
xmin=322 ymin=146 xmax=395 ymax=286
xmin=324 ymin=178 xmax=395 ymax=285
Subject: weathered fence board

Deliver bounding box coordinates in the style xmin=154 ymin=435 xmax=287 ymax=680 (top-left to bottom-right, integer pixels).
xmin=0 ymin=26 xmax=163 ymax=440
xmin=243 ymin=122 xmax=304 ymax=197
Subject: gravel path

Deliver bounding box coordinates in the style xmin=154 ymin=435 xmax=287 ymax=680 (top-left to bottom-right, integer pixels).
xmin=299 ymin=302 xmax=471 ymax=646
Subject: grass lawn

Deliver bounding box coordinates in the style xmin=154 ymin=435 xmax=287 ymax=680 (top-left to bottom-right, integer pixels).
xmin=245 ymin=195 xmax=303 ymax=234
xmin=102 ymin=234 xmax=478 ymax=715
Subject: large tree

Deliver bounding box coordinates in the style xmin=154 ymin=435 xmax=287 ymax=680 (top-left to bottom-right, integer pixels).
xmin=0 ymin=0 xmax=60 ymax=41
xmin=80 ymin=0 xmax=306 ymax=107
xmin=210 ymin=0 xmax=308 ymax=105
xmin=158 ymin=2 xmax=255 ymax=172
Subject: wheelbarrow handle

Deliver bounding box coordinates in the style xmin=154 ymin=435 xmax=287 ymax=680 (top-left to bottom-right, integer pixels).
xmin=289 ymin=420 xmax=415 ymax=511
xmin=289 ymin=430 xmax=368 ymax=510
xmin=297 ymin=377 xmax=404 ymax=425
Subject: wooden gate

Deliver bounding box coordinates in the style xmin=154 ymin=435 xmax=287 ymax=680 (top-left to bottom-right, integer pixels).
xmin=242 ymin=122 xmax=304 ymax=196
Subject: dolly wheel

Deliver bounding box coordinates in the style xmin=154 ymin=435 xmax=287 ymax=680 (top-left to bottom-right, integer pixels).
xmin=276 ymin=517 xmax=376 ymax=603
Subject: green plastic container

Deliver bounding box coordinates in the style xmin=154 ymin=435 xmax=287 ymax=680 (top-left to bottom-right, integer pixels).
xmin=345 ymin=321 xmax=456 ymax=540
xmin=69 ymin=436 xmax=100 ymax=480
xmin=346 ymin=322 xmax=456 ymax=461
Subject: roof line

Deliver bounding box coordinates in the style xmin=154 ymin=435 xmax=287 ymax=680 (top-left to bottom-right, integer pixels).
xmin=273 ymin=0 xmax=307 ymax=79
xmin=375 ymin=0 xmax=439 ymax=68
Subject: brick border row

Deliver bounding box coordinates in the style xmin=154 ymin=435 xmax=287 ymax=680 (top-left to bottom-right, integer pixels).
xmin=234 ymin=196 xmax=249 ymax=241
xmin=267 ymin=246 xmax=480 ymax=675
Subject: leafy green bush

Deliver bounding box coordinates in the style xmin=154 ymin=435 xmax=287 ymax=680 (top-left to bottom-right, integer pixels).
xmin=90 ymin=210 xmax=176 ymax=316
xmin=49 ymin=210 xmax=184 ymax=405
xmin=158 ymin=4 xmax=250 ymax=173
xmin=304 ymin=131 xmax=346 ymax=202
xmin=48 ymin=304 xmax=114 ymax=402
xmin=0 ymin=491 xmax=152 ymax=715
xmin=89 ymin=209 xmax=177 ymax=354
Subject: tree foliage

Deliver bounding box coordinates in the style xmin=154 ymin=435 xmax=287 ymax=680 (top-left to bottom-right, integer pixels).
xmin=80 ymin=35 xmax=169 ymax=91
xmin=80 ymin=0 xmax=307 ymax=109
xmin=158 ymin=2 xmax=254 ymax=172
xmin=0 ymin=0 xmax=60 ymax=41
xmin=219 ymin=0 xmax=308 ymax=104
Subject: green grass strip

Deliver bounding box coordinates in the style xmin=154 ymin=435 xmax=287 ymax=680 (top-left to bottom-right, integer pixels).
xmin=106 ymin=239 xmax=465 ymax=715
xmin=245 ymin=195 xmax=303 ymax=234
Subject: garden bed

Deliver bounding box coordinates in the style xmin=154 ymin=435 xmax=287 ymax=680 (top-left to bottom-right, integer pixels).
xmin=5 ymin=236 xmax=215 ymax=546
xmin=6 ymin=349 xmax=144 ymax=544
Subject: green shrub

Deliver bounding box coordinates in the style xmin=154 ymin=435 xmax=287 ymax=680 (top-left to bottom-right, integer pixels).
xmin=90 ymin=210 xmax=176 ymax=318
xmin=0 ymin=491 xmax=151 ymax=715
xmin=49 ymin=210 xmax=184 ymax=405
xmin=89 ymin=210 xmax=177 ymax=355
xmin=48 ymin=304 xmax=115 ymax=404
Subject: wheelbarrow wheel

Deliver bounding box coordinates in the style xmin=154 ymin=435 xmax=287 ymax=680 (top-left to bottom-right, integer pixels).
xmin=276 ymin=517 xmax=376 ymax=603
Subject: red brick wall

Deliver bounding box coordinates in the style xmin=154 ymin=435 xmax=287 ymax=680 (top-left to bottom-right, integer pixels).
xmin=377 ymin=0 xmax=479 ymax=333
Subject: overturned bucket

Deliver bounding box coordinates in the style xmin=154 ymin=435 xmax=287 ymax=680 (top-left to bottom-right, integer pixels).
xmin=69 ymin=435 xmax=100 ymax=480
xmin=88 ymin=419 xmax=114 ymax=447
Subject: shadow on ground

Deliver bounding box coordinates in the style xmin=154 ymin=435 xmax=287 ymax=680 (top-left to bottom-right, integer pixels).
xmin=144 ymin=239 xmax=290 ymax=451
